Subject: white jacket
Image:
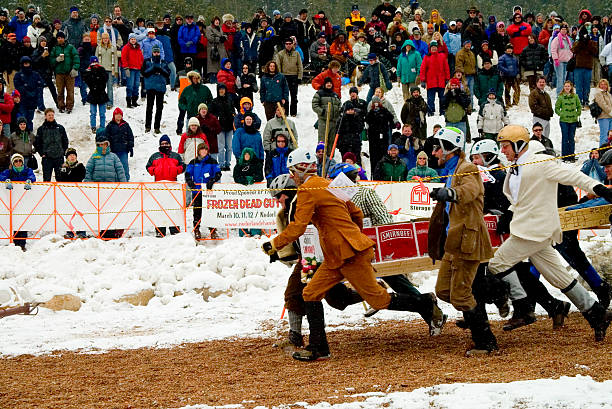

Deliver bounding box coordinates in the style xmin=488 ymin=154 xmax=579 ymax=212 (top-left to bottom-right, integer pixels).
xmin=503 ymin=148 xmax=599 ymax=244
xmin=600 ymin=42 xmax=612 ymax=66
xmin=26 ymin=25 xmax=45 ymax=48
xmin=477 ymin=100 xmax=508 ymax=134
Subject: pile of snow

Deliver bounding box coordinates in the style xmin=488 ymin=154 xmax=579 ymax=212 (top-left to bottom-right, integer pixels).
xmin=172 ymin=375 xmax=612 ymax=409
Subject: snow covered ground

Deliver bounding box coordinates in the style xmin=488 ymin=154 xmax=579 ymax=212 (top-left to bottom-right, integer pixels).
xmin=2 ymin=80 xmax=611 ymax=408
xmin=170 ymin=376 xmax=612 ymax=409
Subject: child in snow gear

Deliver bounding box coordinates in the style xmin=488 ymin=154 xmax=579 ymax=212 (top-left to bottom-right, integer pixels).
xmin=1 ymin=153 xmax=35 ymax=250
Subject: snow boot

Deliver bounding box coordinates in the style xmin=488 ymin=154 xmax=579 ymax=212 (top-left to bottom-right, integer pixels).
xmin=194 ymin=228 xmax=201 ymax=240
xmin=464 ymin=306 xmax=498 ymax=357
xmin=503 ymin=297 xmax=536 ymax=331
xmin=593 ymin=281 xmax=611 ymax=310
xmin=131 ymin=96 xmax=139 ymax=107
xmin=582 ymin=302 xmax=612 ymax=342
xmin=517 ymin=264 xmax=567 ymax=328
xmin=209 ymin=228 xmax=219 ymax=239
xmin=126 ymin=96 xmax=132 ymax=108
xmin=293 ymin=301 xmax=330 ymax=361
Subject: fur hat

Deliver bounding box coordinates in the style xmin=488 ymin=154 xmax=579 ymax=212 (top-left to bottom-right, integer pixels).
xmin=222 ymin=14 xmax=234 ymax=23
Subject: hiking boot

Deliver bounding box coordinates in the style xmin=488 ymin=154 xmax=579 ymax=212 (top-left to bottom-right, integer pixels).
xmin=154 ymin=128 xmax=161 ymax=134
xmin=292 ymin=345 xmax=331 ymax=361
xmin=145 ymin=127 xmax=151 ymax=133
xmin=464 ymin=307 xmax=498 ymax=357
xmin=91 ymin=126 xmax=96 ymax=134
xmin=64 ymin=232 xmax=75 ymax=239
xmin=427 ymin=293 xmax=447 ymax=336
xmin=552 ymin=301 xmax=571 ymax=330
xmin=126 ymin=96 xmax=133 ymax=108
xmin=209 ymin=228 xmax=219 ymax=239
xmin=502 ymin=298 xmax=536 ymax=331
xmin=194 ymin=228 xmax=201 ymax=240
xmin=132 ymin=96 xmax=140 ymax=107
xmin=274 ymin=330 xmax=303 ymax=348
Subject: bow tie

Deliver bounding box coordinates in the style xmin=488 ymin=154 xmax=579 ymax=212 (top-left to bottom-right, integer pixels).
xmin=510 ymin=166 xmax=519 ymax=176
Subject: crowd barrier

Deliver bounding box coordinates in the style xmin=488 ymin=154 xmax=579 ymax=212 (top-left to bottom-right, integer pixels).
xmin=0 ymin=180 xmax=444 ymax=243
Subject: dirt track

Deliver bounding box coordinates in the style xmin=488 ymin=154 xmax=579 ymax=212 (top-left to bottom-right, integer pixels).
xmin=1 ymin=313 xmax=611 ymax=409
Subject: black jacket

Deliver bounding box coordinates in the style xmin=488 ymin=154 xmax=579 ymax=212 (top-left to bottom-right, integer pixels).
xmin=83 ymin=64 xmax=109 ymax=105
xmin=337 ymin=112 xmax=364 ymax=153
xmin=209 ymin=94 xmax=236 ymax=131
xmin=35 ymin=120 xmax=69 ymax=159
xmin=56 ymin=161 xmax=86 ymax=182
xmin=519 ymin=42 xmax=548 ymax=71
xmin=105 ymin=119 xmax=134 ymax=153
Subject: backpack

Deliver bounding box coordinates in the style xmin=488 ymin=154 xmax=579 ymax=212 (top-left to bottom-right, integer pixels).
xmin=445 ymin=101 xmax=465 ymax=123
xmin=589 ymin=101 xmax=603 ymax=120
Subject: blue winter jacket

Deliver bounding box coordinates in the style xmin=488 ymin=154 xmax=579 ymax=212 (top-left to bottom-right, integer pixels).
xmin=84 ymin=147 xmax=127 ymax=182
xmin=178 ymin=23 xmax=200 ymax=54
xmin=9 ymin=17 xmax=31 ymax=41
xmin=133 ymin=26 xmax=148 ymax=44
xmin=232 ymin=127 xmax=264 ymax=160
xmin=260 ymin=73 xmax=289 ymax=103
xmin=412 ymin=39 xmax=430 ymax=58
xmin=156 ymin=34 xmax=174 ymax=63
xmin=142 ymin=57 xmax=170 ymax=92
xmin=0 ymin=166 xmax=36 ymax=182
xmin=443 ymin=31 xmax=462 ymax=55
xmin=141 ymin=37 xmax=164 ymax=60
xmin=581 ymin=158 xmax=607 ymax=183
xmin=185 ymin=155 xmax=222 ymax=187
xmin=497 ymin=53 xmax=519 ymax=78
xmin=13 ymin=61 xmax=44 ymax=110
xmin=240 ymin=31 xmax=260 ymax=62
xmin=264 ymin=146 xmax=291 ymax=181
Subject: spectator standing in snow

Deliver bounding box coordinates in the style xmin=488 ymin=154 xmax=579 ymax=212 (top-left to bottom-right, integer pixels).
xmin=142 ymin=45 xmax=169 ymax=134
xmin=34 ymin=108 xmax=69 ymax=181
xmin=105 ymin=108 xmax=134 ymax=181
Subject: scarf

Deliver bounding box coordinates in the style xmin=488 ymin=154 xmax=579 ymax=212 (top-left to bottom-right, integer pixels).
xmin=558 ymin=33 xmax=570 ymax=49
xmin=102 ymin=24 xmax=118 ymax=47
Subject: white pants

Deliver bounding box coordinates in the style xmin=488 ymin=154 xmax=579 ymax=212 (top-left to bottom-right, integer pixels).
xmin=488 ymin=235 xmax=574 ymax=290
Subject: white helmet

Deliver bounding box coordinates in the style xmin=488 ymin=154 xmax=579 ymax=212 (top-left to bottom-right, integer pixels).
xmin=287 ymin=147 xmax=317 ymax=176
xmin=269 ymin=173 xmax=296 ymax=198
xmin=434 ymin=127 xmax=465 ymax=154
xmin=470 ymin=139 xmax=499 ymax=166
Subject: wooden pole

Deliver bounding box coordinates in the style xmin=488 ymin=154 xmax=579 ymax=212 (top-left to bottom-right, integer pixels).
xmin=276 ymin=102 xmax=298 ymax=148
xmin=322 ymin=102 xmax=332 ymax=178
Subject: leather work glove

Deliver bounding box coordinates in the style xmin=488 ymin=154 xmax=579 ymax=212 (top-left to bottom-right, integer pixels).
xmin=429 ymin=187 xmax=457 ymax=203
xmin=262 ymin=241 xmax=277 ymax=256
xmin=593 ymin=184 xmax=612 ymax=203
xmin=70 ymin=69 xmax=78 ymax=78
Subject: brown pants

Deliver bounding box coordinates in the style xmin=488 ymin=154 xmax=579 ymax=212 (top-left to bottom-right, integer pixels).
xmin=56 ymin=73 xmax=75 ymax=111
xmin=285 ymin=262 xmax=307 ymax=316
xmin=303 ymin=247 xmax=391 ymax=310
xmin=435 ymin=252 xmax=480 ymax=311
xmin=263 ymin=101 xmax=277 ymax=121
xmin=503 ymin=77 xmax=520 ymax=106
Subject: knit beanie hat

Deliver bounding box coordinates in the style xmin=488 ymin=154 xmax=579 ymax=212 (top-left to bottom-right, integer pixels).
xmin=159 ymin=134 xmax=171 ymax=145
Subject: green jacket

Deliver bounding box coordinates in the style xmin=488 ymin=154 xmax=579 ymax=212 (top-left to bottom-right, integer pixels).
xmin=49 ymin=43 xmax=80 ymax=74
xmin=555 ymin=92 xmax=581 ymax=123
xmin=474 ymin=67 xmax=503 ymax=104
xmin=373 ymin=155 xmax=407 ymax=181
xmin=396 ymin=40 xmax=422 ymax=84
xmin=407 ymin=164 xmax=438 ymax=179
xmin=178 ymin=83 xmax=213 ymax=118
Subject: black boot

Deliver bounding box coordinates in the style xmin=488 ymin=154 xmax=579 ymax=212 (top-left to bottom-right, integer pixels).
xmin=464 ymin=306 xmax=498 ymax=356
xmin=516 ymin=265 xmax=569 ymax=329
xmin=292 ymin=301 xmax=330 ymax=361
xmin=387 ymin=292 xmax=447 ymax=336
xmin=503 ymin=297 xmax=536 ymax=331
xmin=325 ymin=283 xmax=363 ymax=311
xmin=593 ymin=281 xmax=611 ymax=310
xmin=551 ymin=300 xmax=571 ymax=330
xmin=126 ymin=96 xmax=132 ymax=108
xmin=582 ymin=302 xmax=612 ymax=342
xmin=131 ymin=96 xmax=139 ymax=107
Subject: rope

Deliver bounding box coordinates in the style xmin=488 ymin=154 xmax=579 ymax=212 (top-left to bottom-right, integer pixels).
xmin=0 ymin=145 xmax=608 ymax=192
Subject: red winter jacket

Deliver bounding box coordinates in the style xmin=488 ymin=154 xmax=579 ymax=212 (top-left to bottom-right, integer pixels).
xmin=419 ymin=51 xmax=450 ymax=89
xmin=217 ymin=68 xmax=237 ymax=94
xmin=0 ymin=92 xmax=15 ymax=125
xmin=506 ymin=22 xmax=532 ymax=54
xmin=121 ymin=43 xmax=145 ymax=70
xmin=222 ymin=24 xmax=236 ymax=54
xmin=312 ymin=69 xmax=342 ymax=98
xmin=146 ymin=150 xmax=185 ymax=181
